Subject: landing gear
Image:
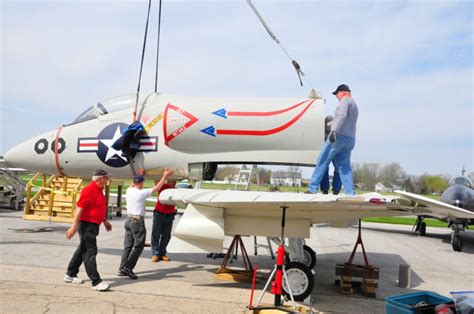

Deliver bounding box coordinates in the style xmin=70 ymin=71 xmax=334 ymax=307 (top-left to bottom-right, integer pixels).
xmin=452 ymin=235 xmax=463 ymax=252
xmin=284 ymin=241 xmax=316 ymax=269
xmin=414 ymin=216 xmax=427 ymax=236
xmin=450 ymin=223 xmax=465 ymax=252
xmin=282 ymin=261 xmax=314 ymax=301
xmin=419 ymin=222 xmax=426 ymax=236
xmin=302 ymin=245 xmax=317 ymax=269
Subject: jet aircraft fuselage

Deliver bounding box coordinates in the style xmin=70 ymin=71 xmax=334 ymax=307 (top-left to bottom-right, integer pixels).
xmin=4 ymin=93 xmax=325 ymax=179
xmin=440 ymin=175 xmax=474 ymax=225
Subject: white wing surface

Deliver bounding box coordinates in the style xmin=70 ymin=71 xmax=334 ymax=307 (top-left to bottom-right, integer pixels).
xmin=160 ymin=189 xmax=412 ymax=253
xmin=395 ymin=190 xmax=474 ymax=219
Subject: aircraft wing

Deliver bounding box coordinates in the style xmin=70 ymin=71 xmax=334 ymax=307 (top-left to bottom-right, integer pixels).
xmin=395 ymin=190 xmax=474 ymax=220
xmin=159 ymin=189 xmax=413 ymax=253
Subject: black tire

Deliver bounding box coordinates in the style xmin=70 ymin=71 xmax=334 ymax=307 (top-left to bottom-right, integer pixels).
xmin=302 ymin=245 xmax=317 ymax=269
xmin=419 ymin=222 xmax=427 ymax=236
xmin=284 ymin=245 xmax=317 ymax=269
xmin=452 ymin=235 xmax=463 ymax=252
xmin=282 ymin=262 xmax=314 ymax=301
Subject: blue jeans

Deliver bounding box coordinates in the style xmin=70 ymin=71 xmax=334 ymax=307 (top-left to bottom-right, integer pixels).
xmin=151 ymin=211 xmax=175 ymax=257
xmin=320 ymin=160 xmax=341 ymax=194
xmin=308 ymin=134 xmax=356 ymax=195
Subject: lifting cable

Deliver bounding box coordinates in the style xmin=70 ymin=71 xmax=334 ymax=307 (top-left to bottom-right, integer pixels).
xmin=154 ymin=0 xmax=163 ymax=93
xmin=246 ymin=0 xmax=313 ymax=88
xmin=133 ymin=0 xmax=153 ymax=122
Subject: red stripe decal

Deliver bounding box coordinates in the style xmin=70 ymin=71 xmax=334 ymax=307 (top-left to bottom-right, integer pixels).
xmin=217 ymin=99 xmax=314 ymax=136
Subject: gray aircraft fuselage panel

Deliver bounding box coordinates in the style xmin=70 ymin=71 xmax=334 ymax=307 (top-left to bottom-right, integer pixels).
xmin=4 ymin=93 xmax=325 ymax=179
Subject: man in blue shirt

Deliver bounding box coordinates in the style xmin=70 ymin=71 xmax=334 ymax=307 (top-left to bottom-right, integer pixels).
xmin=308 ymin=84 xmax=358 ymax=195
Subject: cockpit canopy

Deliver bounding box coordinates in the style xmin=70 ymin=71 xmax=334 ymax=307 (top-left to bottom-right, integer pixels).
xmin=70 ymin=94 xmax=136 ymax=124
xmin=448 ymin=176 xmax=472 ymax=188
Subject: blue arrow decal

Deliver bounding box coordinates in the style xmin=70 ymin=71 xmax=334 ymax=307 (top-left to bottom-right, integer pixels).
xmin=212 ymin=108 xmax=227 ymax=119
xmin=201 ymin=126 xmax=216 ymax=137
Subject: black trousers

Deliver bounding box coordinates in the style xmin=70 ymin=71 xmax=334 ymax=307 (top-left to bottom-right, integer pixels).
xmin=66 ymin=221 xmax=102 ymax=286
xmin=120 ymin=217 xmax=146 ymax=270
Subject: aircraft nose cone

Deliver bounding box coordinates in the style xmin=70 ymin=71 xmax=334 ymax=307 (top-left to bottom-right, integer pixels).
xmin=4 ymin=134 xmax=55 ymax=173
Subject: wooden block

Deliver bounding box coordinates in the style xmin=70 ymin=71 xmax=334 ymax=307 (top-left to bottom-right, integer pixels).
xmin=341 ymin=276 xmax=353 ymax=282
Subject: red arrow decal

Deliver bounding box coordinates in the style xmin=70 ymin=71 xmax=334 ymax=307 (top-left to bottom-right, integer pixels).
xmin=163 ymin=103 xmax=199 ymax=145
xmin=217 ymin=99 xmax=315 ymax=136
xmin=227 ymin=99 xmax=310 ymax=117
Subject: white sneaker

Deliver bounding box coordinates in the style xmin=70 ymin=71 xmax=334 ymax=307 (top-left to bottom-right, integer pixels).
xmin=64 ymin=274 xmax=83 ymax=284
xmin=91 ymin=282 xmax=110 ymax=291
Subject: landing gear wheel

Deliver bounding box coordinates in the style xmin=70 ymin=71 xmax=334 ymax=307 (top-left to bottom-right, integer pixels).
xmin=419 ymin=222 xmax=426 ymax=236
xmin=282 ymin=262 xmax=314 ymax=301
xmin=302 ymin=245 xmax=317 ymax=269
xmin=452 ymin=235 xmax=463 ymax=252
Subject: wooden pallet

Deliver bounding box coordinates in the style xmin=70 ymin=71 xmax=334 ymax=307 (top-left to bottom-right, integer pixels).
xmin=335 ymin=264 xmax=379 ymax=298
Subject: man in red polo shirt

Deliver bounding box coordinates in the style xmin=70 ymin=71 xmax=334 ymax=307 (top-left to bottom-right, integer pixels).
xmin=151 ymin=178 xmax=177 ymax=262
xmin=64 ymin=169 xmax=112 ymax=291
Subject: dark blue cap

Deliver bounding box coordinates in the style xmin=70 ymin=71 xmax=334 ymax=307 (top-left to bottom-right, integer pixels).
xmin=133 ymin=175 xmax=145 ymax=183
xmin=93 ymin=169 xmax=109 ymax=177
xmin=332 ymin=84 xmax=351 ymax=95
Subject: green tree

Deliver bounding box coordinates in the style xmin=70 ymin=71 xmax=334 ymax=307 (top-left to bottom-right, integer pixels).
xmin=423 ymin=175 xmax=448 ymax=194
xmin=401 ymin=176 xmax=416 ymax=192
xmin=380 ymin=162 xmax=406 ymax=188
xmin=215 ymin=166 xmax=240 ymax=182
xmin=352 ymin=162 xmax=380 ymax=191
xmin=254 ymin=167 xmax=272 ymax=184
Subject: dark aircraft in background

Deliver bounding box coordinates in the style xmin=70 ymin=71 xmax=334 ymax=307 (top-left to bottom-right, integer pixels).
xmin=399 ymin=169 xmax=474 ymax=252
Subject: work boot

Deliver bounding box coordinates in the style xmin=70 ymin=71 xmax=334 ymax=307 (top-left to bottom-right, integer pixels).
xmin=117 ymin=268 xmax=127 ymax=276
xmin=159 ymin=255 xmax=171 ymax=262
xmin=151 ymin=255 xmax=159 ymax=263
xmin=121 ymin=268 xmax=138 ymax=280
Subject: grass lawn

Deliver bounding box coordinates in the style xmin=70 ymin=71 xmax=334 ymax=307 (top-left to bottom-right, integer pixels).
xmin=362 ymin=217 xmax=448 ymax=228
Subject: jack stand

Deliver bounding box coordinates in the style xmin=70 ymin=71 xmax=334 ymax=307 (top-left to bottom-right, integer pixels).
xmin=335 ymin=219 xmax=379 ymax=297
xmin=347 ymin=219 xmax=371 ymax=268
xmin=215 ymin=235 xmax=254 ymax=282
xmin=252 ymin=206 xmax=297 ymax=310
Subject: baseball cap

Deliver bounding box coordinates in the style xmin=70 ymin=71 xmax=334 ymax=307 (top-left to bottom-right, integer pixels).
xmin=133 ymin=175 xmax=145 ymax=183
xmin=332 ymin=84 xmax=351 ymax=95
xmin=93 ymin=169 xmax=109 ymax=177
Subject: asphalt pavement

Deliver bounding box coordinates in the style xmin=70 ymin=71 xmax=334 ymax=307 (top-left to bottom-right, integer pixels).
xmin=0 ymin=208 xmax=473 ymax=313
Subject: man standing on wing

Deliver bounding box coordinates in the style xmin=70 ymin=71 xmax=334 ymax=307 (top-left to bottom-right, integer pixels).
xmin=308 ymin=84 xmax=358 ymax=195
xmin=119 ymin=169 xmax=174 ymax=279
xmin=151 ymin=176 xmax=177 ymax=262
xmin=64 ymin=169 xmax=112 ymax=291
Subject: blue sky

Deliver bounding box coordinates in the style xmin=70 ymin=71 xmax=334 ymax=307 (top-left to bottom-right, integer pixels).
xmin=1 ymin=0 xmax=473 ymax=178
